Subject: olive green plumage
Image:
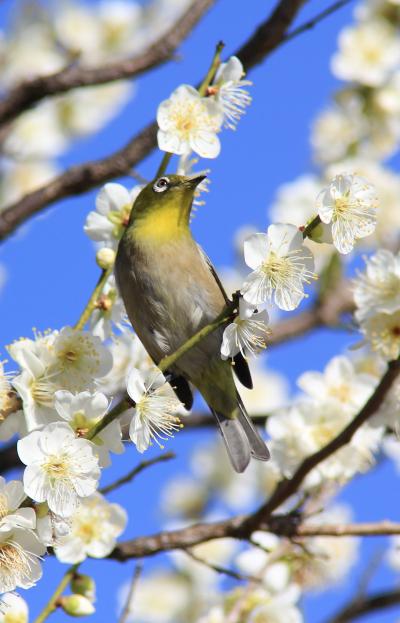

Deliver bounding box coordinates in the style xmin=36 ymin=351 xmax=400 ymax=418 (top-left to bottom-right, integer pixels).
xmin=115 ymin=173 xmax=269 ymax=472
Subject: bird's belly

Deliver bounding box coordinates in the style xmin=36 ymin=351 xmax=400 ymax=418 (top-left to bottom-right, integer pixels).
xmin=116 ymin=239 xmax=225 ymax=375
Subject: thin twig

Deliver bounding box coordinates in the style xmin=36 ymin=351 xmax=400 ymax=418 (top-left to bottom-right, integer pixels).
xmin=355 ymin=547 xmax=385 ymax=598
xmin=33 ymin=564 xmax=80 ymax=623
xmin=100 ymin=452 xmax=175 ymax=495
xmin=184 ymin=548 xmax=260 ymax=583
xmin=283 ymin=0 xmax=354 ymax=46
xmin=119 ymin=564 xmax=143 ymax=623
xmin=74 ymin=266 xmax=112 ymax=330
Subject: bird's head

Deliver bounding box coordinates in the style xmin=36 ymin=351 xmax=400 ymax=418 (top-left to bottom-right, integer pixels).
xmin=127 ymin=173 xmax=206 ymax=232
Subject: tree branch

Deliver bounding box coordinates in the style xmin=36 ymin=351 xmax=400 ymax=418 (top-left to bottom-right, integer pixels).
xmin=100 ymin=452 xmax=175 ymax=495
xmin=0 ymin=0 xmax=216 ymax=128
xmin=118 ymin=564 xmax=143 ymax=623
xmin=184 ymin=548 xmax=260 ymax=583
xmin=295 ymin=521 xmax=400 ymax=537
xmin=245 ymin=358 xmax=400 ymax=532
xmin=110 ymin=516 xmax=400 ymax=562
xmin=234 ymin=0 xmax=306 ymax=69
xmin=326 ymin=588 xmax=400 ymax=623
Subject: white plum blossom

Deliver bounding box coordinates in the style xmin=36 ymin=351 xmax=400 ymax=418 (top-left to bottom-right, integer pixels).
xmin=0 ymin=527 xmax=46 ymax=593
xmin=0 ymin=160 xmax=58 ymax=209
xmin=221 ymin=298 xmax=269 ymax=359
xmin=331 ymin=20 xmax=400 ymax=87
xmin=0 ymin=360 xmax=24 ymax=441
xmin=54 ymin=493 xmax=127 ymax=563
xmin=0 ymin=477 xmax=36 ymax=532
xmin=236 ymin=361 xmax=289 ymax=416
xmin=0 ymin=592 xmax=29 ymax=623
xmin=55 ymin=82 xmax=132 ymax=138
xmin=4 ymin=102 xmax=67 ymax=160
xmin=269 ymin=174 xmax=334 ymax=270
xmin=270 ymin=174 xmax=321 ymax=227
xmin=97 ymin=331 xmax=150 ymax=396
xmin=211 ymin=56 xmax=252 ymax=129
xmin=311 ymin=102 xmax=366 ymax=165
xmin=171 ymin=538 xmax=237 ymax=587
xmin=98 ymin=1 xmax=142 ymax=58
xmin=0 ymin=24 xmax=65 ymax=87
xmin=246 ymin=586 xmax=302 ymax=623
xmin=119 ymin=571 xmax=191 ymax=623
xmin=157 ymin=85 xmax=223 ymax=158
xmin=54 ymin=390 xmax=124 ymax=467
xmin=354 ymin=250 xmax=400 ymax=322
xmin=35 ymin=511 xmax=70 ymax=548
xmin=358 ymin=310 xmax=400 ymax=360
xmin=161 ymin=476 xmax=207 ymax=518
xmin=89 ymin=274 xmax=127 ymax=341
xmin=197 ymin=607 xmax=225 ymax=623
xmin=325 ymin=159 xmax=400 ymax=246
xmin=297 ymin=355 xmax=375 ymax=415
xmin=268 ymin=400 xmax=381 ymax=485
xmin=51 ymin=327 xmax=113 ymax=393
xmin=18 ymin=422 xmax=100 ymax=517
xmin=8 ymin=328 xmax=112 ymax=432
xmin=316 ymin=174 xmax=378 ymax=254
xmin=191 ymin=442 xmax=261 ymax=512
xmin=126 ymin=369 xmax=182 ymax=452
xmin=210 ymin=585 xmax=302 ymax=623
xmin=236 ymin=531 xmax=290 ymax=592
xmin=293 ymin=505 xmax=359 ymax=589
xmin=84 ymin=183 xmax=143 ymax=248
xmin=9 ymin=332 xmax=60 ymax=432
xmin=241 ymin=224 xmax=316 ymax=310
xmin=53 ymin=3 xmax=102 ymax=59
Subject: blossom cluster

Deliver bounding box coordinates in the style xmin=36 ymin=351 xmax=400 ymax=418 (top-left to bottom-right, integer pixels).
xmin=354 ymin=249 xmax=400 ymax=360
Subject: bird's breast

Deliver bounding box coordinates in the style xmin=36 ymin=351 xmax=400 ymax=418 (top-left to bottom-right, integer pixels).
xmin=115 ymin=234 xmax=226 ymax=368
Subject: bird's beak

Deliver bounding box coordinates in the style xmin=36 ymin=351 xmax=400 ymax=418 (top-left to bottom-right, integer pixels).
xmin=185 ymin=173 xmax=207 ymax=188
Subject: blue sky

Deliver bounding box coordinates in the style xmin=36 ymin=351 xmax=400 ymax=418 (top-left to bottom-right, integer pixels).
xmin=1 ymin=0 xmax=400 ymax=621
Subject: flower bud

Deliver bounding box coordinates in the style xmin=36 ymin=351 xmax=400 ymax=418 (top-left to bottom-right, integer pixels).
xmin=60 ymin=595 xmax=95 ymax=617
xmin=307 ymin=221 xmax=333 ymax=244
xmin=35 ymin=501 xmax=49 ymax=518
xmin=96 ymin=247 xmax=115 ymax=270
xmin=71 ymin=574 xmax=96 ymax=602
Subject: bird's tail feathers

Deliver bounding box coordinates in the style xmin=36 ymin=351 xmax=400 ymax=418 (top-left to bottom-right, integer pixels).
xmin=236 ymin=393 xmax=270 ymax=461
xmin=210 ymin=397 xmax=270 ymax=473
xmin=211 ymin=408 xmax=251 ymax=473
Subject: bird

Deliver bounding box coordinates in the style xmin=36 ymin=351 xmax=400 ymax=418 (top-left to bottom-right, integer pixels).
xmin=115 ymin=173 xmax=270 ymax=472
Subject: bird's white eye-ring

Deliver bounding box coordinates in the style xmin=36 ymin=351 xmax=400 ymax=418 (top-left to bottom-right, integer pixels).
xmin=153 ymin=176 xmax=170 ymax=193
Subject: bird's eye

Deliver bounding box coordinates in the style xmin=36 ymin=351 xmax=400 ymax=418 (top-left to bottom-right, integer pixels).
xmin=153 ymin=176 xmax=170 ymax=193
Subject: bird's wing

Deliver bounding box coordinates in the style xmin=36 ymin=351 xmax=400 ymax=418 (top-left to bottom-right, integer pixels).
xmin=197 ymin=245 xmax=253 ymax=390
